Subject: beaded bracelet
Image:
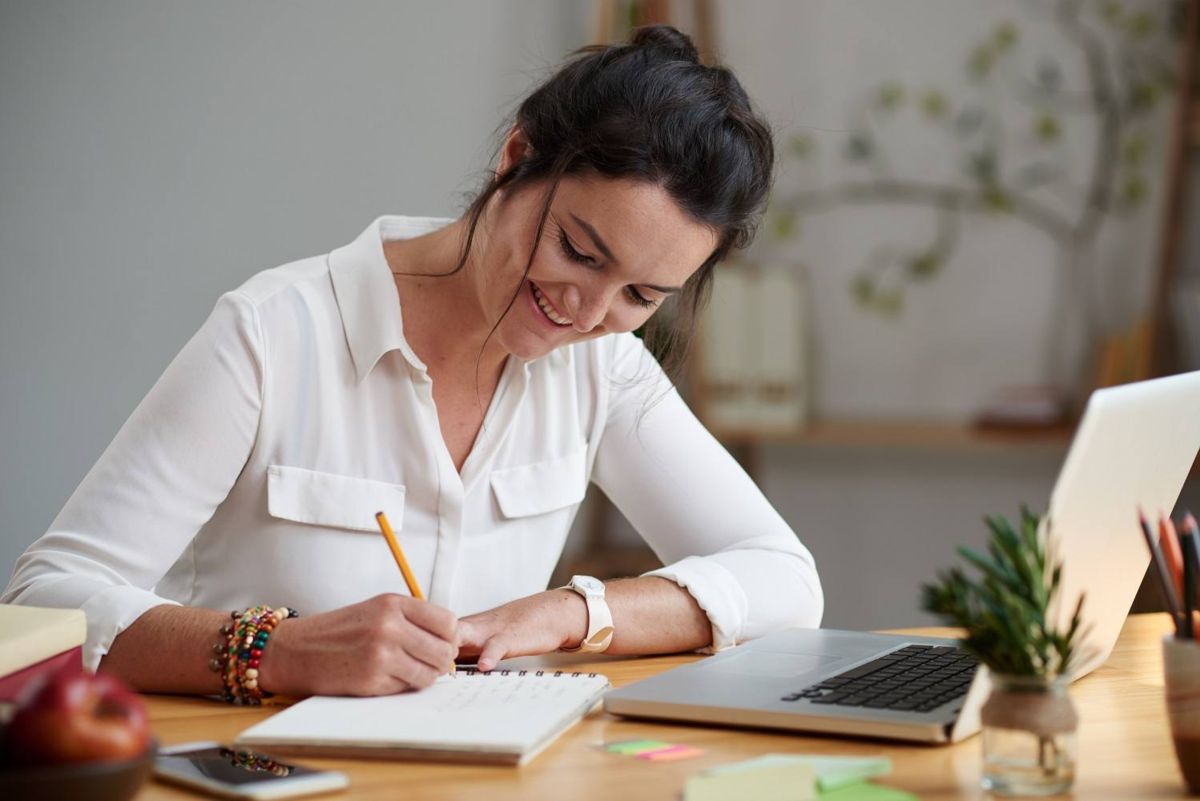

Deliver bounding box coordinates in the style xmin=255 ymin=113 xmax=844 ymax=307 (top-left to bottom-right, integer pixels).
xmin=208 ymin=605 xmax=299 ymax=705
xmin=219 ymin=747 xmax=293 ymax=776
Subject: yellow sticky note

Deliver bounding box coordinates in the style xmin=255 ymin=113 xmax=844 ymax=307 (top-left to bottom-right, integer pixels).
xmin=685 ymin=760 xmax=816 ymax=801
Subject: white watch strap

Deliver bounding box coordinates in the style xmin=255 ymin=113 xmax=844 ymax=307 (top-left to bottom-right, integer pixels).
xmin=561 ymin=577 xmax=614 ymax=653
xmin=579 ymin=592 xmax=614 ymax=653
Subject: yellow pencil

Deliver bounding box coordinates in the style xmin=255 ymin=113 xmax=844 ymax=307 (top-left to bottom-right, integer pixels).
xmin=375 ymin=511 xmax=454 ymax=674
xmin=375 ymin=511 xmax=423 ymax=599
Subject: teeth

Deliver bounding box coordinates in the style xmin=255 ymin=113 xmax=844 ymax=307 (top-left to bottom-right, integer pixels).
xmin=533 ymin=284 xmax=572 ymax=326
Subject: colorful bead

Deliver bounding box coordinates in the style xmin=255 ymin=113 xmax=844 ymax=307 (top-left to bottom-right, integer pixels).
xmin=212 ymin=605 xmax=297 ymax=706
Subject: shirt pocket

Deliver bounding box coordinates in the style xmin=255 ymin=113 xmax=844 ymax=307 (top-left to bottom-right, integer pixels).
xmin=267 ymin=464 xmax=406 ymax=532
xmin=489 ymin=447 xmax=588 ymax=518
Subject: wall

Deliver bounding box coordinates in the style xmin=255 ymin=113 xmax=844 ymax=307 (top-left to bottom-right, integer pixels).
xmin=2 ymin=1 xmax=1188 ymax=634
xmin=0 ymin=0 xmax=588 ymax=577
xmin=574 ymin=0 xmax=1186 ymax=632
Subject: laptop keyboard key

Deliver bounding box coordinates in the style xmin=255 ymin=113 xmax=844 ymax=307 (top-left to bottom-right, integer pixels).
xmin=837 ymin=658 xmax=897 ymax=680
xmin=809 ymin=693 xmax=848 ymax=705
xmin=836 ymin=695 xmax=871 ymax=706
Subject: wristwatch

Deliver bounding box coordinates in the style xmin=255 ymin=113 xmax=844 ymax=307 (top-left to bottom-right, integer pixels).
xmin=559 ymin=575 xmax=614 ymax=654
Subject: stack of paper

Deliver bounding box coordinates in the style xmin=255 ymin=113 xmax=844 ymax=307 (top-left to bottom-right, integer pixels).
xmin=685 ymin=754 xmax=915 ymax=801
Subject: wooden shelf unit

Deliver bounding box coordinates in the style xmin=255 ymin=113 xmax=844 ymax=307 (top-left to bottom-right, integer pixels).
xmin=708 ymin=419 xmax=1075 ymax=453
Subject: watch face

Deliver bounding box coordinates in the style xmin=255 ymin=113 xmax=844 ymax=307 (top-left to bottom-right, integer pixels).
xmin=573 ymin=576 xmax=603 ymax=593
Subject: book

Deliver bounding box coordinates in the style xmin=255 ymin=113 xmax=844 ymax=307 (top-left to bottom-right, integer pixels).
xmin=235 ymin=668 xmax=610 ymax=766
xmin=698 ymin=262 xmax=810 ymax=437
xmin=0 ymin=605 xmax=87 ymax=704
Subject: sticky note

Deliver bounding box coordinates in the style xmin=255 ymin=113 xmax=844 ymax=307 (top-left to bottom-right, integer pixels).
xmin=605 ymin=739 xmax=674 ymax=755
xmin=637 ymin=745 xmax=706 ymax=761
xmin=684 ymin=753 xmax=898 ymax=801
xmin=819 ymin=782 xmax=917 ymax=801
xmin=685 ymin=759 xmax=816 ymax=801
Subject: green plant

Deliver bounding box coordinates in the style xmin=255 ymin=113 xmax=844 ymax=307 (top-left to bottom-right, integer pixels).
xmin=921 ymin=507 xmax=1090 ymax=678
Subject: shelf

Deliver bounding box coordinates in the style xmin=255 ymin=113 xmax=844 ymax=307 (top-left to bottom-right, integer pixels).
xmin=708 ymin=419 xmax=1076 ymax=453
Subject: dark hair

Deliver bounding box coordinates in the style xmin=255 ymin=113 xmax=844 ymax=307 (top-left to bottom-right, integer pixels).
xmin=451 ymin=24 xmax=775 ymax=383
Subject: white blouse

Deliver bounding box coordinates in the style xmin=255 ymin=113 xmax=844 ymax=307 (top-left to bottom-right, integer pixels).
xmin=3 ymin=216 xmax=823 ymax=670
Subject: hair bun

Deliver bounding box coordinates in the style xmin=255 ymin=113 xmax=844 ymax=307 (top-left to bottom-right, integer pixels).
xmin=630 ymin=25 xmax=700 ymax=64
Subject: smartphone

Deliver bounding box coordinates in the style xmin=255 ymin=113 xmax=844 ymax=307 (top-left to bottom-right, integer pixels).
xmin=154 ymin=742 xmax=349 ymax=799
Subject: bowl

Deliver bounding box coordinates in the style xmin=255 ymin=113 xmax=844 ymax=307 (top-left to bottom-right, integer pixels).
xmin=0 ymin=740 xmax=157 ymax=801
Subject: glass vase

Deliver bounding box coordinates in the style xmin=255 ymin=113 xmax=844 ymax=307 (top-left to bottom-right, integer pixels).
xmin=979 ymin=673 xmax=1077 ymax=796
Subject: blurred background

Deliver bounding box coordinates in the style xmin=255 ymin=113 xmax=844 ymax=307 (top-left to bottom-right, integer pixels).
xmin=1 ymin=0 xmax=1194 ymax=631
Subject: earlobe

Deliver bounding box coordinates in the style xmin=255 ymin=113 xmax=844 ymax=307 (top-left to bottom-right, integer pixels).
xmin=496 ymin=126 xmax=532 ymax=181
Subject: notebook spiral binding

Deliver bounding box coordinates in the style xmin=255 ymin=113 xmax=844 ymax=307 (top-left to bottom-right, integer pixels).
xmin=455 ymin=667 xmax=598 ymax=678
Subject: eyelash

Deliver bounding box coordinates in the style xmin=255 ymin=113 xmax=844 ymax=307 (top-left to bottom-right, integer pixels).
xmin=555 ymin=228 xmax=656 ymax=309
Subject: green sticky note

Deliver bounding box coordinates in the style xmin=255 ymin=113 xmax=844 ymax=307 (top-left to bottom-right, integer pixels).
xmin=795 ymin=755 xmax=892 ymax=792
xmin=606 ymin=739 xmax=673 ymax=755
xmin=819 ymin=781 xmax=918 ymax=801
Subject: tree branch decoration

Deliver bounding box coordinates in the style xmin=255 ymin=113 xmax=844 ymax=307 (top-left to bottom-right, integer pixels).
xmin=771 ymin=0 xmax=1178 ymax=320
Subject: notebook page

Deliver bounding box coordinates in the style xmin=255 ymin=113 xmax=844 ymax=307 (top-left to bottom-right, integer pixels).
xmin=236 ymin=672 xmax=610 ymax=755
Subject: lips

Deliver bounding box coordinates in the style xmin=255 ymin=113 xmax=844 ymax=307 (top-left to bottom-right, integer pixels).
xmin=528 ymin=280 xmax=572 ymax=328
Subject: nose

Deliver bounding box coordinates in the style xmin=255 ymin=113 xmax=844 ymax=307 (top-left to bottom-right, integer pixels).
xmin=562 ymin=285 xmax=607 ymax=334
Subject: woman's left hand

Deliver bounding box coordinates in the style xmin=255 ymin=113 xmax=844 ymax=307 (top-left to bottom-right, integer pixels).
xmin=456 ymin=590 xmax=588 ymax=672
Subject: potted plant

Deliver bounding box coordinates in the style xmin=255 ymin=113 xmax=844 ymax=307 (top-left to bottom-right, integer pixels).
xmin=922 ymin=507 xmax=1090 ymax=796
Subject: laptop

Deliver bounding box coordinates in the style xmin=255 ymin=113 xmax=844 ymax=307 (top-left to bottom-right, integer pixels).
xmin=604 ymin=370 xmax=1200 ymax=743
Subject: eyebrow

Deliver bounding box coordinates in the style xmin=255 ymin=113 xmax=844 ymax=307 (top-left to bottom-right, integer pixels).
xmin=568 ymin=213 xmax=683 ymax=295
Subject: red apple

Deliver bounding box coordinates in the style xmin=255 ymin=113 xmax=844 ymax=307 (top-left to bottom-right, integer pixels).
xmin=5 ymin=669 xmax=149 ymax=765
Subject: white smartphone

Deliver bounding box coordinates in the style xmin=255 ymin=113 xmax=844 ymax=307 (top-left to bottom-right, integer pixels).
xmin=154 ymin=742 xmax=349 ymax=799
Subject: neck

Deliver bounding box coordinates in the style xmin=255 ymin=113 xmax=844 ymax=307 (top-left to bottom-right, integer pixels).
xmin=383 ymin=218 xmax=510 ymax=377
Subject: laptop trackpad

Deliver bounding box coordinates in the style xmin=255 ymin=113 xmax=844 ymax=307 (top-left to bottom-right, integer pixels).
xmin=699 ymin=650 xmax=841 ymax=678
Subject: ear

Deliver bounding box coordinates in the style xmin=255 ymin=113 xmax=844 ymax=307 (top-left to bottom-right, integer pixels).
xmin=495 ymin=125 xmax=532 ymax=180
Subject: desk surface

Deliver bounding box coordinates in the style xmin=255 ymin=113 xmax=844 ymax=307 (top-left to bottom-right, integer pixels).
xmin=139 ymin=614 xmax=1182 ymax=800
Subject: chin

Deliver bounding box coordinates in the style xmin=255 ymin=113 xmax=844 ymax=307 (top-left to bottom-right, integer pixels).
xmin=494 ymin=313 xmax=571 ymax=362
xmin=509 ymin=338 xmax=561 ymax=362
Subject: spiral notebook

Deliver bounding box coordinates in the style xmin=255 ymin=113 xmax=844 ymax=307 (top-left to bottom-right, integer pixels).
xmin=235 ymin=669 xmax=611 ymax=766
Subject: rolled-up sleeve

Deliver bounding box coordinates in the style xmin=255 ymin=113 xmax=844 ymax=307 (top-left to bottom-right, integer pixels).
xmin=1 ymin=291 xmax=264 ymax=669
xmin=591 ymin=333 xmax=823 ymax=653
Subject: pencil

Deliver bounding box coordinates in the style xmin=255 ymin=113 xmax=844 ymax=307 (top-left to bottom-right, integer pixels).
xmin=375 ymin=511 xmax=423 ymax=600
xmin=375 ymin=511 xmax=454 ymax=675
xmin=1184 ymin=511 xmax=1200 ymax=612
xmin=1160 ymin=514 xmax=1185 ymax=601
xmin=1184 ymin=533 xmax=1196 ymax=639
xmin=1141 ymin=508 xmax=1183 ymax=636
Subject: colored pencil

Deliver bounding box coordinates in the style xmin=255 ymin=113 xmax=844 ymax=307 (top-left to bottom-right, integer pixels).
xmin=1184 ymin=512 xmax=1200 ymax=612
xmin=1160 ymin=514 xmax=1185 ymax=601
xmin=1141 ymin=508 xmax=1183 ymax=635
xmin=1184 ymin=534 xmax=1197 ymax=639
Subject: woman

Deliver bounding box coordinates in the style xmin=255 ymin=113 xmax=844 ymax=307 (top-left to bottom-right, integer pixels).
xmin=2 ymin=25 xmax=821 ymax=700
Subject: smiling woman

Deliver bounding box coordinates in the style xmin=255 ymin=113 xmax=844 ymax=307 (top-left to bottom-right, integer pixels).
xmin=1 ymin=25 xmax=823 ymax=700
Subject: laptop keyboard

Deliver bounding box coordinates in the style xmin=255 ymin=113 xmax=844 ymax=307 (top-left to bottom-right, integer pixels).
xmin=781 ymin=644 xmax=978 ymax=713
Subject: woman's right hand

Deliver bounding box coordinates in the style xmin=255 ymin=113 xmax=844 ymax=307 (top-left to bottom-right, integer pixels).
xmin=257 ymin=594 xmax=458 ymax=697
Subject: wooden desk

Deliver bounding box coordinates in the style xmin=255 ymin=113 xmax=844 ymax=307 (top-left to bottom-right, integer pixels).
xmin=139 ymin=614 xmax=1183 ymax=800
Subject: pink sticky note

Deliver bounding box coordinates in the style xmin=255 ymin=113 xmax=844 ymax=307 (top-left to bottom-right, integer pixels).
xmin=636 ymin=745 xmax=705 ymax=761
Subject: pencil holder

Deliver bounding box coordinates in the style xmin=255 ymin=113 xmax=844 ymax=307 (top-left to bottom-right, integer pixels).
xmin=1165 ymin=635 xmax=1200 ymax=794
